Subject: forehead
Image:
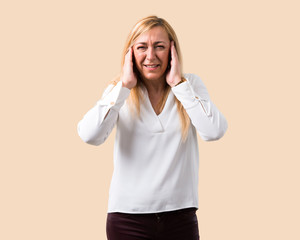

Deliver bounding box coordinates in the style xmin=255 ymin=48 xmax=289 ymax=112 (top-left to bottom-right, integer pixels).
xmin=135 ymin=26 xmax=169 ymax=44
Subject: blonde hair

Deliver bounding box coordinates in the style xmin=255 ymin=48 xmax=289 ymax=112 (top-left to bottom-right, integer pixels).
xmin=116 ymin=15 xmax=190 ymax=140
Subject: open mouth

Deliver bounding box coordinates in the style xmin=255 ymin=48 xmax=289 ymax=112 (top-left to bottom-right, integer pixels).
xmin=144 ymin=64 xmax=160 ymax=70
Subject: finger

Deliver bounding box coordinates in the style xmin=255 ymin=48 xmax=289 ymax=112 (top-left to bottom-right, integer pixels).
xmin=128 ymin=46 xmax=133 ymax=61
xmin=169 ymin=41 xmax=174 ymax=59
xmin=126 ymin=45 xmax=132 ymax=54
xmin=171 ymin=41 xmax=178 ymax=61
xmin=125 ymin=47 xmax=132 ymax=64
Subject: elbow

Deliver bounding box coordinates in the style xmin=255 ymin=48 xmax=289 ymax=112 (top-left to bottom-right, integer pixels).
xmin=202 ymin=131 xmax=225 ymax=141
xmin=80 ymin=135 xmax=104 ymax=146
xmin=202 ymin=119 xmax=228 ymax=142
xmin=77 ymin=122 xmax=105 ymax=146
xmin=78 ymin=131 xmax=103 ymax=146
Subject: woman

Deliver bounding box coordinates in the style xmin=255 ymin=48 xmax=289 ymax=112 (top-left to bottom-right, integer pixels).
xmin=77 ymin=16 xmax=228 ymax=240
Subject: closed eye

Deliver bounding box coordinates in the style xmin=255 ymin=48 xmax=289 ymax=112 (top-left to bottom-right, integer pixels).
xmin=136 ymin=45 xmax=165 ymax=51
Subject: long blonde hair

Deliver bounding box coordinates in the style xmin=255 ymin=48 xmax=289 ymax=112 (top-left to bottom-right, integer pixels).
xmin=116 ymin=15 xmax=190 ymax=140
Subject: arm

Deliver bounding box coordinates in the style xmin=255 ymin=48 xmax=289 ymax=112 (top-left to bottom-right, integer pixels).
xmin=172 ymin=73 xmax=228 ymax=141
xmin=77 ymin=47 xmax=136 ymax=146
xmin=77 ymin=81 xmax=130 ymax=146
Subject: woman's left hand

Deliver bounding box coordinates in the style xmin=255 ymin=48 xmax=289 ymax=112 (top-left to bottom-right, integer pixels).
xmin=166 ymin=41 xmax=182 ymax=87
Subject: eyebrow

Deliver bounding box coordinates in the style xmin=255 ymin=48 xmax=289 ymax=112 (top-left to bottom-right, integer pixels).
xmin=135 ymin=41 xmax=167 ymax=45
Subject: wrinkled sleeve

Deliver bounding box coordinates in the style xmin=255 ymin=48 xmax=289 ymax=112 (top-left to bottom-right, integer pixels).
xmin=171 ymin=73 xmax=228 ymax=141
xmin=77 ymin=81 xmax=131 ymax=146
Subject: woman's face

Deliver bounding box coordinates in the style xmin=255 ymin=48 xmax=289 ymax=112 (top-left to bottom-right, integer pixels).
xmin=133 ymin=26 xmax=170 ymax=83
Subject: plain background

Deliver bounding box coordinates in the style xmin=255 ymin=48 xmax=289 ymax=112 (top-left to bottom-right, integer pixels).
xmin=1 ymin=0 xmax=299 ymax=239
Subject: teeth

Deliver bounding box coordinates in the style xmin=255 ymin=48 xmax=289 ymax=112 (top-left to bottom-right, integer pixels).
xmin=146 ymin=65 xmax=158 ymax=67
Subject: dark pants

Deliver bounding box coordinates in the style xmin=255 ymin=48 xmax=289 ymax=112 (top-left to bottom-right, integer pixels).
xmin=106 ymin=207 xmax=200 ymax=240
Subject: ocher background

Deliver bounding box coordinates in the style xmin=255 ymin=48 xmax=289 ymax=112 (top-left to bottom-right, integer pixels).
xmin=1 ymin=0 xmax=299 ymax=239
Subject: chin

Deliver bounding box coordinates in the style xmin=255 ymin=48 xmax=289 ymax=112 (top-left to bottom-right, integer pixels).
xmin=143 ymin=75 xmax=162 ymax=82
xmin=142 ymin=72 xmax=165 ymax=82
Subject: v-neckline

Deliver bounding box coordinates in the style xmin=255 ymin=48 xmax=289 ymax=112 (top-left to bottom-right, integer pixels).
xmin=138 ymin=88 xmax=174 ymax=133
xmin=145 ymin=88 xmax=171 ymax=117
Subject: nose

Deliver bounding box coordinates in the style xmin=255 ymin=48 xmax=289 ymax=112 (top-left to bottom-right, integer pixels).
xmin=146 ymin=47 xmax=156 ymax=61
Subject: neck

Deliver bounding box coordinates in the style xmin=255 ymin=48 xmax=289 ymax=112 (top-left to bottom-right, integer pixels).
xmin=141 ymin=77 xmax=170 ymax=115
xmin=142 ymin=77 xmax=167 ymax=96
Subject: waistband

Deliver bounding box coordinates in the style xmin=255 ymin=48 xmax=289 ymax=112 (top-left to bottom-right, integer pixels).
xmin=109 ymin=207 xmax=198 ymax=217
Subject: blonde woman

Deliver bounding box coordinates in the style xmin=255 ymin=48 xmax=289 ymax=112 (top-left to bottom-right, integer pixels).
xmin=77 ymin=16 xmax=228 ymax=240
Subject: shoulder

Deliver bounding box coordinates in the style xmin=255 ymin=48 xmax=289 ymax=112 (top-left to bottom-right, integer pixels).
xmin=183 ymin=73 xmax=206 ymax=87
xmin=183 ymin=73 xmax=210 ymax=99
xmin=101 ymin=80 xmax=123 ymax=99
xmin=183 ymin=73 xmax=200 ymax=81
xmin=183 ymin=73 xmax=204 ymax=85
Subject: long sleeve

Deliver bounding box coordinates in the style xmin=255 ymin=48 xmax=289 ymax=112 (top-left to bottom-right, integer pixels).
xmin=77 ymin=81 xmax=131 ymax=146
xmin=171 ymin=73 xmax=228 ymax=141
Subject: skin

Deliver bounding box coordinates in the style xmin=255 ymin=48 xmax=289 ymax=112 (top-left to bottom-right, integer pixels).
xmin=133 ymin=26 xmax=170 ymax=85
xmin=121 ymin=26 xmax=182 ymax=114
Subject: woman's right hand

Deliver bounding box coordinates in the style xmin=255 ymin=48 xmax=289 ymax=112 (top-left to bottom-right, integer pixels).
xmin=121 ymin=47 xmax=137 ymax=89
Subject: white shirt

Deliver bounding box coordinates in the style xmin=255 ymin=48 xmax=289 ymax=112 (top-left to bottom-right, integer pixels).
xmin=77 ymin=73 xmax=228 ymax=213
